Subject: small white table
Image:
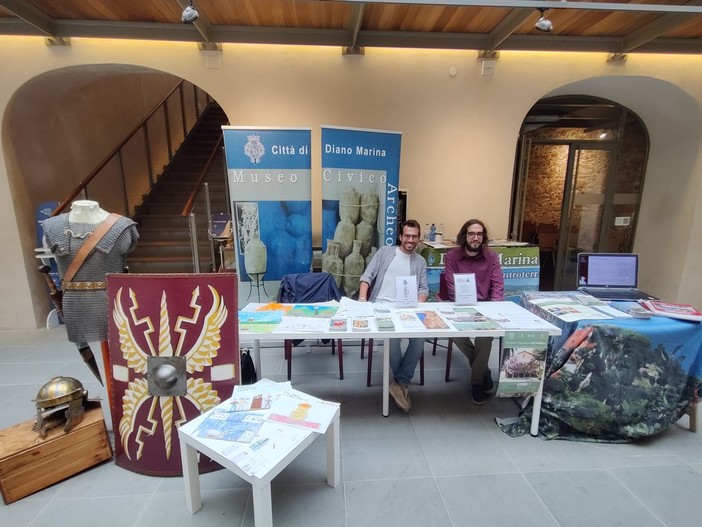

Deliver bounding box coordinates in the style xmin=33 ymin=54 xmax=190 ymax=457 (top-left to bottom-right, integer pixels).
xmin=178 ymin=400 xmax=340 ymax=527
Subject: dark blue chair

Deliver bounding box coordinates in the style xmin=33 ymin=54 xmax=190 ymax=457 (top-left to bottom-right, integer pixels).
xmin=278 ymin=272 xmax=345 ymax=381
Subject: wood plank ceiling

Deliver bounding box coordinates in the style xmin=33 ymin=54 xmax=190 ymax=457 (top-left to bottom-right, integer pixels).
xmin=1 ymin=1 xmax=702 ymax=55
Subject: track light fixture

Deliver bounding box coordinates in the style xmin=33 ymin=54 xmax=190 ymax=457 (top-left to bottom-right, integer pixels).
xmin=535 ymin=8 xmax=553 ymax=33
xmin=182 ymin=1 xmax=199 ymax=24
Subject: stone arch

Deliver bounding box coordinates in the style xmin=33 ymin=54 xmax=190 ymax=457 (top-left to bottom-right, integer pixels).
xmin=1 ymin=64 xmax=222 ymax=326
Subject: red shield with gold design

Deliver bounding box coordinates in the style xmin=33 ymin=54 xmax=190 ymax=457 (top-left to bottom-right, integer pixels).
xmin=107 ymin=273 xmax=238 ymax=475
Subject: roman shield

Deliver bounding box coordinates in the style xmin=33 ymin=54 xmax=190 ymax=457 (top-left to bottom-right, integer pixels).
xmin=107 ymin=273 xmax=238 ymax=475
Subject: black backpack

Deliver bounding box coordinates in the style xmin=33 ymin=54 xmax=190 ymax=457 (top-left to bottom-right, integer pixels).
xmin=240 ymin=348 xmax=257 ymax=385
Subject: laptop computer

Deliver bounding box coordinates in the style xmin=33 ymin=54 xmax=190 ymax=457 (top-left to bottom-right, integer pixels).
xmin=577 ymin=253 xmax=657 ymax=301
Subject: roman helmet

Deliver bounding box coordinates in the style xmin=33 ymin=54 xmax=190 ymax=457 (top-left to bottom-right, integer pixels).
xmin=33 ymin=376 xmax=88 ymax=438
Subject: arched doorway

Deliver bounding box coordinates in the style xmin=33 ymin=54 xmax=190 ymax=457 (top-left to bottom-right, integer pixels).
xmin=511 ymin=95 xmax=649 ymax=291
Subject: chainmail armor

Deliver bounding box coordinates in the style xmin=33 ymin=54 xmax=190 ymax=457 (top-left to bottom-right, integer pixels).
xmin=42 ymin=214 xmax=139 ymax=343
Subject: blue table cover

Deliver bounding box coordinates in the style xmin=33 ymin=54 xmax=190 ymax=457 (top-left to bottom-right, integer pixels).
xmin=498 ymin=295 xmax=702 ymax=442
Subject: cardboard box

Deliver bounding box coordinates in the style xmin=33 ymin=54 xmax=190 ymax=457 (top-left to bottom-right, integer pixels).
xmin=0 ymin=402 xmax=113 ymax=504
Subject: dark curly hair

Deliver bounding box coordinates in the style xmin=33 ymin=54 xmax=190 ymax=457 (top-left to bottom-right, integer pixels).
xmin=456 ymin=219 xmax=488 ymax=250
xmin=401 ymin=219 xmax=421 ymax=236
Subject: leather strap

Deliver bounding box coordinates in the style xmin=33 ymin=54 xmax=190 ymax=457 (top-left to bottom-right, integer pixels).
xmin=62 ymin=213 xmax=121 ymax=285
xmin=62 ymin=281 xmax=106 ymax=291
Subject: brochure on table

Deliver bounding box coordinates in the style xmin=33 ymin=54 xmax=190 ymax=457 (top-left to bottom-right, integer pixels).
xmin=453 ymin=273 xmax=477 ymax=305
xmin=190 ymin=379 xmax=339 ymax=479
xmin=495 ymin=331 xmax=549 ymax=398
xmin=238 ymin=300 xmax=557 ymax=334
xmin=395 ymin=275 xmax=418 ymax=308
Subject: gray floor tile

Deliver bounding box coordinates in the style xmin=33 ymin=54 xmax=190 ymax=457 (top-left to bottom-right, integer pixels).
xmin=53 ymin=459 xmax=161 ymax=498
xmin=137 ymin=489 xmax=250 ymax=527
xmin=345 ymin=478 xmax=452 ymax=527
xmin=611 ymin=465 xmax=702 ymax=527
xmin=270 ymin=483 xmax=346 ymax=527
xmin=156 ymin=466 xmax=250 ymax=492
xmin=525 ymin=469 xmax=665 ymax=527
xmin=28 ymin=494 xmax=151 ymax=527
xmin=341 ymin=410 xmax=433 ymax=481
xmin=437 ymin=473 xmax=559 ymax=527
xmin=1 ymin=324 xmax=701 ymax=527
xmin=496 ymin=432 xmax=609 ymax=472
xmin=0 ymin=497 xmax=50 ymax=525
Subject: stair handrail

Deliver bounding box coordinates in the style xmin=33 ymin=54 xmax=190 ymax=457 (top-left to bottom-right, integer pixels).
xmin=180 ymin=134 xmax=224 ymax=218
xmin=51 ymin=79 xmax=191 ymax=217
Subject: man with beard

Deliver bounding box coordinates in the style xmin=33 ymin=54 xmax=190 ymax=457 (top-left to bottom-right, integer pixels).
xmin=444 ymin=219 xmax=504 ymax=405
xmin=359 ymin=220 xmax=428 ymax=413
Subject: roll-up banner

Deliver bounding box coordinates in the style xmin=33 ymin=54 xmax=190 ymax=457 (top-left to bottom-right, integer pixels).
xmin=222 ymin=127 xmax=313 ymax=283
xmin=321 ymin=126 xmax=402 ymax=297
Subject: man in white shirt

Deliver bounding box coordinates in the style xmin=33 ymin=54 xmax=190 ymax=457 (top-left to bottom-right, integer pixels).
xmin=358 ymin=220 xmax=429 ymax=412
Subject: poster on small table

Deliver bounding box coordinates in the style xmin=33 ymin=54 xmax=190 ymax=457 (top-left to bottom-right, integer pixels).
xmin=496 ymin=331 xmax=548 ymax=398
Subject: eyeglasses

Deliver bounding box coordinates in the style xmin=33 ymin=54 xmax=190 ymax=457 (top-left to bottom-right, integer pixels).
xmin=467 ymin=231 xmax=484 ymax=238
xmin=402 ymin=234 xmax=419 ymax=240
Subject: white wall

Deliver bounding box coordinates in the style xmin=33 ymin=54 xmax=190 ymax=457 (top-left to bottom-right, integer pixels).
xmin=1 ymin=37 xmax=702 ymax=329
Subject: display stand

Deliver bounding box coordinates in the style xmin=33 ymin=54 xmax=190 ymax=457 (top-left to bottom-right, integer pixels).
xmin=247 ymin=272 xmax=269 ymax=302
xmin=209 ymin=213 xmax=233 ymax=272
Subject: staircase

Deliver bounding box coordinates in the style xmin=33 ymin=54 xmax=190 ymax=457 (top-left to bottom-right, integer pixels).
xmin=128 ymin=103 xmax=230 ymax=273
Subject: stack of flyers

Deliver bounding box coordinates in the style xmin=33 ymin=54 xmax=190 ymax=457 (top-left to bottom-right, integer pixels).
xmin=329 ymin=318 xmax=348 ymax=331
xmin=352 ymin=318 xmax=370 ymax=331
xmin=375 ymin=316 xmax=395 ymax=331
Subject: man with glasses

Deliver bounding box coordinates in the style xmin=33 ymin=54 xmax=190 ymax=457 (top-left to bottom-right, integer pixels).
xmin=444 ymin=219 xmax=504 ymax=405
xmin=359 ymin=220 xmax=428 ymax=413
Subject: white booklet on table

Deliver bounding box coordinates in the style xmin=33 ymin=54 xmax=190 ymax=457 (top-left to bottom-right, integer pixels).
xmin=454 ymin=273 xmax=478 ymax=305
xmin=395 ymin=275 xmax=418 ymax=308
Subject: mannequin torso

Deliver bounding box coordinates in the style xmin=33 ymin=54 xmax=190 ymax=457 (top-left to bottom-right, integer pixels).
xmin=69 ymin=200 xmax=110 ymax=223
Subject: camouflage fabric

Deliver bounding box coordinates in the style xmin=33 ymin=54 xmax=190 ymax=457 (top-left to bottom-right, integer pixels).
xmin=497 ymin=317 xmax=702 ymax=442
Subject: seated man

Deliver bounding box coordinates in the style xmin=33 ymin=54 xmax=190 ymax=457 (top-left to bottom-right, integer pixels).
xmin=359 ymin=220 xmax=428 ymax=413
xmin=444 ymin=219 xmax=504 ymax=405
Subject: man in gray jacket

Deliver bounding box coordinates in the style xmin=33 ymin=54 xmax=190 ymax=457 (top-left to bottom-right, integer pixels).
xmin=358 ymin=220 xmax=428 ymax=412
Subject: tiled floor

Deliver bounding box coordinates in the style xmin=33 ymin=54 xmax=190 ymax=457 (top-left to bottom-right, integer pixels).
xmin=1 ymin=325 xmax=701 ymax=527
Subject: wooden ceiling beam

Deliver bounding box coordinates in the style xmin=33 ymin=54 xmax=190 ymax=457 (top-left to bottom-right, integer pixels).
xmin=487 ymin=8 xmax=533 ymax=52
xmin=343 ymin=0 xmax=702 ymax=15
xmin=621 ymin=1 xmax=702 ymax=52
xmin=174 ymin=0 xmax=214 ymax=44
xmin=348 ymin=2 xmax=365 ymax=49
xmin=0 ymin=0 xmax=55 ymax=36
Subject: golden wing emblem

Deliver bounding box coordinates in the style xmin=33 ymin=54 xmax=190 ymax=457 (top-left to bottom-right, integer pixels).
xmin=113 ymin=286 xmax=152 ymax=373
xmin=184 ymin=285 xmax=228 ymax=373
xmin=184 ymin=377 xmax=221 ymax=412
xmin=119 ymin=378 xmax=154 ymax=461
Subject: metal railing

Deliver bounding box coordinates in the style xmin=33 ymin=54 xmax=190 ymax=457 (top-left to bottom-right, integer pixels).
xmin=52 ymin=80 xmax=209 ymax=217
xmin=182 ymin=136 xmax=225 ymax=272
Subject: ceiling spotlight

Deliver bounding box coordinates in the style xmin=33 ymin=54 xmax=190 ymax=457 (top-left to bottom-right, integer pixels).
xmin=182 ymin=1 xmax=199 ymax=24
xmin=535 ymin=8 xmax=553 ymax=33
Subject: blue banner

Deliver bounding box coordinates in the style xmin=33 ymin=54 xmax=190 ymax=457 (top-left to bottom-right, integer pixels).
xmin=321 ymin=126 xmax=402 ymax=296
xmin=222 ymin=127 xmax=312 ymax=282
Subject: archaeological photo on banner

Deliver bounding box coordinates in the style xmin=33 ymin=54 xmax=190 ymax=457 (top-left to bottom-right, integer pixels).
xmin=321 ymin=126 xmax=402 ymax=298
xmin=222 ymin=127 xmax=312 ymax=282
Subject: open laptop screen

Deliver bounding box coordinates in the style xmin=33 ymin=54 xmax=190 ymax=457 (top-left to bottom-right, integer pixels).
xmin=577 ymin=253 xmax=638 ymax=288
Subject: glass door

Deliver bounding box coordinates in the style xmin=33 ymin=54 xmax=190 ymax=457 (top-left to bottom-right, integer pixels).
xmin=554 ymin=143 xmax=616 ymax=290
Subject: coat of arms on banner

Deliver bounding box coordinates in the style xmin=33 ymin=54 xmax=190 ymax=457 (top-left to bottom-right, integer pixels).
xmin=107 ymin=273 xmax=239 ymax=475
xmin=244 ymin=134 xmax=265 ymax=164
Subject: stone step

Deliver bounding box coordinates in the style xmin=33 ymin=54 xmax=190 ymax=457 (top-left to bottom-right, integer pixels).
xmin=127 ymin=256 xmax=215 ymax=274
xmin=130 ymin=241 xmax=210 ymax=259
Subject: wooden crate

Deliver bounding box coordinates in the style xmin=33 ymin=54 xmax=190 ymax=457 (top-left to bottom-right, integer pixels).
xmin=0 ymin=402 xmax=113 ymax=504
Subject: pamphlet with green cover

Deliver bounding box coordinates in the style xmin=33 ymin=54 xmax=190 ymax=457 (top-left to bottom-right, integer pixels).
xmin=442 ymin=307 xmax=501 ymax=331
xmin=495 ymin=331 xmax=548 ymax=398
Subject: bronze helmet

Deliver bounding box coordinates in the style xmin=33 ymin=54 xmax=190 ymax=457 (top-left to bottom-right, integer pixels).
xmin=33 ymin=376 xmax=88 ymax=438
